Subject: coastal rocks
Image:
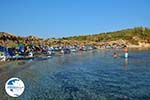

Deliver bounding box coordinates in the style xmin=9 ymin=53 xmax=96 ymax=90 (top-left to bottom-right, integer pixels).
xmin=1 ymin=30 xmax=150 ymax=49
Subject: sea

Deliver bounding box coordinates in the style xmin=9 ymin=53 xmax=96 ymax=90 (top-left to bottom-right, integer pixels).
xmin=0 ymin=49 xmax=150 ymax=100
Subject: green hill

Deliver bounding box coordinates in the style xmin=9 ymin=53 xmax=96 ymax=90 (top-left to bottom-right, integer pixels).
xmin=61 ymin=27 xmax=150 ymax=45
xmin=0 ymin=27 xmax=150 ymax=47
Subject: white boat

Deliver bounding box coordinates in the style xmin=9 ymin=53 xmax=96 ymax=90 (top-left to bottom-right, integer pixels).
xmin=70 ymin=48 xmax=76 ymax=52
xmin=0 ymin=52 xmax=6 ymax=61
xmin=29 ymin=52 xmax=33 ymax=57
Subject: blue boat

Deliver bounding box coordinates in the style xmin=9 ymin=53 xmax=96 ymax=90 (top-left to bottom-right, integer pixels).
xmin=0 ymin=46 xmax=8 ymax=61
xmin=61 ymin=48 xmax=71 ymax=54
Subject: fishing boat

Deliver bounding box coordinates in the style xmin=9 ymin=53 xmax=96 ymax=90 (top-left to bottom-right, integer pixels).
xmin=7 ymin=55 xmax=34 ymax=61
xmin=7 ymin=51 xmax=34 ymax=61
xmin=60 ymin=48 xmax=71 ymax=54
xmin=47 ymin=47 xmax=55 ymax=55
xmin=69 ymin=46 xmax=77 ymax=52
xmin=79 ymin=46 xmax=87 ymax=51
xmin=70 ymin=48 xmax=77 ymax=52
xmin=0 ymin=46 xmax=7 ymax=61
xmin=0 ymin=52 xmax=6 ymax=61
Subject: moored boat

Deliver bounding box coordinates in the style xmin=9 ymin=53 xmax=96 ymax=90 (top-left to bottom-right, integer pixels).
xmin=0 ymin=52 xmax=6 ymax=61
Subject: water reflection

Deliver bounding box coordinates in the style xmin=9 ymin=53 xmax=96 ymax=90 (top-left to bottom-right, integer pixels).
xmin=124 ymin=58 xmax=128 ymax=71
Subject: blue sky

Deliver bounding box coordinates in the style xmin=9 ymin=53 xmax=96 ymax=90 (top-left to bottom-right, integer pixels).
xmin=0 ymin=0 xmax=150 ymax=38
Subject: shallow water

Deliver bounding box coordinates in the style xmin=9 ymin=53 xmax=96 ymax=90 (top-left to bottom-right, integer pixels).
xmin=0 ymin=49 xmax=150 ymax=100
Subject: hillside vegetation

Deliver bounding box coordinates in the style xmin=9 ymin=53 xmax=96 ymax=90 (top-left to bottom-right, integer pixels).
xmin=61 ymin=27 xmax=150 ymax=45
xmin=0 ymin=27 xmax=150 ymax=47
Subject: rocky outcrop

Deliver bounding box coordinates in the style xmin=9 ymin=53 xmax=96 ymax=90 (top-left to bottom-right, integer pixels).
xmin=0 ymin=32 xmax=44 ymax=47
xmin=0 ymin=27 xmax=150 ymax=48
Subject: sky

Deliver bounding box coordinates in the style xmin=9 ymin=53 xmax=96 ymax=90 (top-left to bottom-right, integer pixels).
xmin=0 ymin=0 xmax=150 ymax=38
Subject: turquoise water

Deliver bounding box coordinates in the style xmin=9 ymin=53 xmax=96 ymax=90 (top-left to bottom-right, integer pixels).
xmin=0 ymin=49 xmax=150 ymax=100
